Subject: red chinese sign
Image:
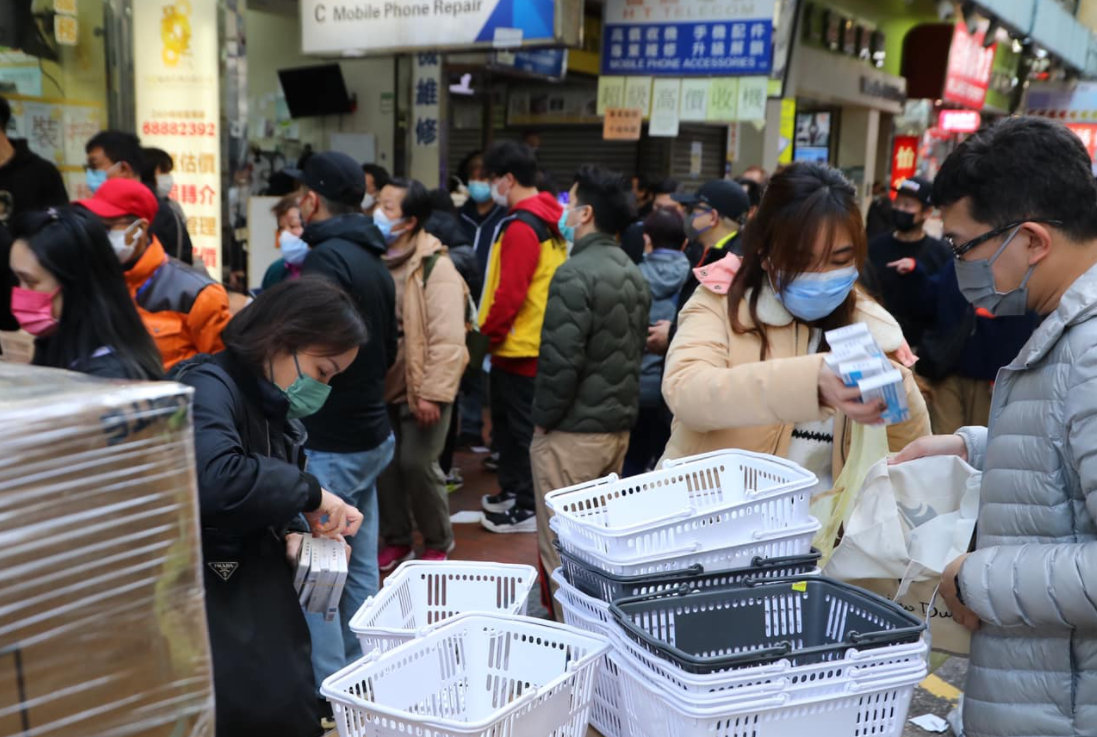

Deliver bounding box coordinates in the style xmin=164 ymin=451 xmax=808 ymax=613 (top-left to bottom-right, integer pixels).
xmin=889 ymin=136 xmax=919 ymax=200
xmin=943 ymin=22 xmax=996 ymax=110
xmin=1066 ymin=123 xmax=1097 ymax=160
xmin=938 ymin=109 xmax=981 ymax=133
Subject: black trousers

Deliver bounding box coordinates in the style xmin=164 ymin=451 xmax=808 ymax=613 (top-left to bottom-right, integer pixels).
xmin=490 ymin=367 xmax=536 ymax=510
xmin=623 ymin=403 xmax=673 ymax=477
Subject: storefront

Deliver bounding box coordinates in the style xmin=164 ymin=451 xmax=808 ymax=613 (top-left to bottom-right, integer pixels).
xmin=0 ymin=0 xmax=113 ymax=203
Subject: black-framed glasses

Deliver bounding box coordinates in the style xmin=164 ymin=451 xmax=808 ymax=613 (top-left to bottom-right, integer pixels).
xmin=945 ymin=219 xmax=1063 ymax=258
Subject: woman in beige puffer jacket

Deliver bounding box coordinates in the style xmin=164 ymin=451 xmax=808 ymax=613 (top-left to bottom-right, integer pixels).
xmin=661 ymin=163 xmax=930 ymax=481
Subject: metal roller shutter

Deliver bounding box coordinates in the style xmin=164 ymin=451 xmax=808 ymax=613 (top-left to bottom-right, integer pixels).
xmin=669 ymin=124 xmax=728 ymax=190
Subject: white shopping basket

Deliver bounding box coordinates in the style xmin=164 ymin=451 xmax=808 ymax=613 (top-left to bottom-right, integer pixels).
xmin=348 ymin=560 xmax=537 ymax=653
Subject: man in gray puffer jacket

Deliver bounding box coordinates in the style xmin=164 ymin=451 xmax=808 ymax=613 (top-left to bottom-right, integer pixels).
xmin=894 ymin=117 xmax=1097 ymax=737
xmin=531 ymin=165 xmax=651 ymax=609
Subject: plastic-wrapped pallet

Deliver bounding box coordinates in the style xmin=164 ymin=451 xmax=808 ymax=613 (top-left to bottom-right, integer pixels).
xmin=0 ymin=364 xmax=214 ymax=736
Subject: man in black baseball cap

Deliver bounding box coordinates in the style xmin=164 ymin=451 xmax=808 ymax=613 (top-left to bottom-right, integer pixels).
xmin=291 ymin=150 xmax=399 ymax=684
xmin=646 ymin=179 xmax=752 ymax=357
xmin=284 ymin=150 xmax=366 ymax=208
xmin=674 ymin=179 xmax=750 ymax=300
xmin=864 ymin=174 xmax=950 ymax=351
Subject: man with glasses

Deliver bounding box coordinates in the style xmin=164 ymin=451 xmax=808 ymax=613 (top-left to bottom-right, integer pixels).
xmin=646 ymin=179 xmax=750 ymax=357
xmin=892 ymin=117 xmax=1097 ymax=737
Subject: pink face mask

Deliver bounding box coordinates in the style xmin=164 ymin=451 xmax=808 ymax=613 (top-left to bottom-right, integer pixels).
xmin=11 ymin=286 xmax=60 ymax=336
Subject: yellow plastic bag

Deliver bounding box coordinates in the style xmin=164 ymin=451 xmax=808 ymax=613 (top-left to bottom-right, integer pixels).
xmin=810 ymin=421 xmax=890 ymax=563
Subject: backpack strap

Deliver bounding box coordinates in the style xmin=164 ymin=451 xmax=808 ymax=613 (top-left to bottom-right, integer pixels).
xmin=501 ymin=209 xmax=559 ymax=246
xmin=421 ymin=251 xmax=443 ymax=286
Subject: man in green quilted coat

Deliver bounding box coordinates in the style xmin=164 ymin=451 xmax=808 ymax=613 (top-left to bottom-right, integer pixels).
xmin=531 ymin=165 xmax=651 ymax=613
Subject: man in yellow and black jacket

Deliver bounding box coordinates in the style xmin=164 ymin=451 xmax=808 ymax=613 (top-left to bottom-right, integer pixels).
xmin=477 ymin=140 xmax=566 ymax=534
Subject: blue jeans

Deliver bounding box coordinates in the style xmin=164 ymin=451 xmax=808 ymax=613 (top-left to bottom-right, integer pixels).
xmin=303 ymin=433 xmax=395 ymax=688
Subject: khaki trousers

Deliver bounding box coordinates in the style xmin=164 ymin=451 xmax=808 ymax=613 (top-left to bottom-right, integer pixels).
xmin=929 ymin=375 xmax=994 ymax=435
xmin=532 ymin=429 xmax=630 ymax=619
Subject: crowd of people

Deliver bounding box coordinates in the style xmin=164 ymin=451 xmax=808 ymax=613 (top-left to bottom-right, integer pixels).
xmin=3 ymin=86 xmax=1096 ymax=737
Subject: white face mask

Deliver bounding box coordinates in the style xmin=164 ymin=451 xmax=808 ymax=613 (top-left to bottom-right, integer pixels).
xmin=490 ymin=179 xmax=510 ymax=208
xmin=279 ymin=229 xmax=310 ymax=266
xmin=155 ymin=173 xmax=174 ymax=199
xmin=109 ymin=222 xmax=142 ymax=263
xmin=361 ymin=193 xmax=375 ymax=210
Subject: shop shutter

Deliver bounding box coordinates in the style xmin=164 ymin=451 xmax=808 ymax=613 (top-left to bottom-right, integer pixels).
xmin=668 ymin=124 xmax=728 ymax=190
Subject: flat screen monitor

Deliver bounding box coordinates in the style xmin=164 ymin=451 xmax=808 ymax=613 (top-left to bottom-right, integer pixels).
xmin=277 ymin=64 xmax=353 ymax=118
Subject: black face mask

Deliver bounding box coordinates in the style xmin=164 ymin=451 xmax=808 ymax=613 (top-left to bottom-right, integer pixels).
xmin=892 ymin=210 xmax=919 ymax=232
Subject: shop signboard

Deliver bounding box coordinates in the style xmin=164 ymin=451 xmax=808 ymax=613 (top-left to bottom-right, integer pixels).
xmin=1025 ymin=81 xmax=1097 ymax=121
xmin=133 ymin=0 xmax=223 ymax=278
xmin=889 ymin=136 xmax=919 ymax=200
xmin=494 ymin=48 xmax=568 ymax=80
xmin=301 ymin=0 xmax=579 ymax=55
xmin=1065 ymin=124 xmax=1097 ymax=161
xmin=938 ymin=109 xmax=980 ymax=134
xmin=943 ymin=21 xmax=995 ymax=110
xmin=601 ymin=0 xmax=776 ymax=77
xmin=603 ymin=108 xmax=643 ymax=141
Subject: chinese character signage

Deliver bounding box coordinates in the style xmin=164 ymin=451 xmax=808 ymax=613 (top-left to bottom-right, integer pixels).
xmin=134 ymin=0 xmax=222 ymax=278
xmin=1066 ymin=124 xmax=1097 ymax=160
xmin=603 ymin=108 xmax=642 ymax=141
xmin=602 ymin=0 xmax=776 ymax=77
xmin=412 ymin=52 xmax=441 ymax=163
xmin=890 ymin=136 xmax=919 ymax=199
xmin=301 ymin=0 xmax=574 ymax=55
xmin=943 ymin=22 xmax=995 ymax=110
xmin=938 ymin=109 xmax=980 ymax=133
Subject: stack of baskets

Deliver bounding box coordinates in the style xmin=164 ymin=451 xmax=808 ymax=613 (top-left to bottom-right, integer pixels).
xmin=545 ymin=449 xmax=928 ymax=737
xmin=324 ymin=561 xmax=612 ymax=737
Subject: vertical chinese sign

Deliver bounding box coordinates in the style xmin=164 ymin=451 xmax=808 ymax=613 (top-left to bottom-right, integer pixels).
xmin=890 ymin=136 xmax=919 ymax=198
xmin=411 ymin=53 xmax=441 ymax=185
xmin=133 ymin=0 xmax=223 ymax=279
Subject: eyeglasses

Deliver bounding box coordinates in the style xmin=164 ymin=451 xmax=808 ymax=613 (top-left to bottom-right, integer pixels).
xmin=945 ymin=218 xmax=1063 ymax=259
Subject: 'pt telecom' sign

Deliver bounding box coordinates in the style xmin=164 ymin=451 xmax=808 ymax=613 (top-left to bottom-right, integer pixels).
xmin=301 ymin=0 xmax=578 ymax=55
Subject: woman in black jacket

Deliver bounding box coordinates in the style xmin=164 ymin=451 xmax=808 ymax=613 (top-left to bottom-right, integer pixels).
xmin=173 ymin=276 xmax=367 ymax=737
xmin=8 ymin=207 xmax=163 ymax=379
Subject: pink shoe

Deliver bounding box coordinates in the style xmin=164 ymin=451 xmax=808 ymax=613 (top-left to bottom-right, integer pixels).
xmin=378 ymin=545 xmax=413 ymax=572
xmin=419 ymin=547 xmax=450 ymax=562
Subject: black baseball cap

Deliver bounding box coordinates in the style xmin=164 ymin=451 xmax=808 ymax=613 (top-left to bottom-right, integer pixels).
xmin=673 ymin=179 xmax=751 ymax=220
xmin=284 ymin=151 xmax=365 ymax=207
xmin=893 ymin=176 xmax=933 ymax=207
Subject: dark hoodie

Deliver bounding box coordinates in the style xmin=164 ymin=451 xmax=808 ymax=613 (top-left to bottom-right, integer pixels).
xmin=425 ymin=209 xmax=482 ymax=298
xmin=300 ymin=213 xmax=397 ymax=453
xmin=459 ymin=199 xmax=507 ymax=276
xmin=0 ymin=138 xmax=68 ymax=225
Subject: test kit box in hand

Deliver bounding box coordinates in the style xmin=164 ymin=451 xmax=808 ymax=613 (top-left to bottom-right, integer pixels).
xmin=0 ymin=364 xmax=213 ymax=737
xmin=825 ymin=325 xmax=910 ymax=425
xmin=293 ymin=534 xmax=347 ymax=621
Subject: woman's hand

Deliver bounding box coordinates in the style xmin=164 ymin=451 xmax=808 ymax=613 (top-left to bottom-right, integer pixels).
xmin=818 ymin=363 xmax=886 ymax=424
xmin=305 ymin=490 xmax=364 ymax=537
xmin=888 ymin=434 xmax=968 ymax=465
xmin=413 ymin=399 xmax=442 ymax=427
xmin=285 ymin=532 xmax=304 ymax=566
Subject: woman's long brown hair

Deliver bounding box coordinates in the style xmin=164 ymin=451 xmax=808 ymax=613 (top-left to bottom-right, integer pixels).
xmin=726 ymin=162 xmax=868 ymax=360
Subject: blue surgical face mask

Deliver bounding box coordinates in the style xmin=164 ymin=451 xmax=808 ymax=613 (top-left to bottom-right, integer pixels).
xmin=558 ymin=208 xmax=576 ymax=243
xmin=372 ymin=209 xmax=406 ymax=245
xmin=86 ymin=168 xmax=108 ymax=194
xmin=279 ymin=229 xmax=310 ymax=266
xmin=774 ymin=265 xmax=859 ymax=322
xmin=468 ymin=180 xmax=492 ymax=204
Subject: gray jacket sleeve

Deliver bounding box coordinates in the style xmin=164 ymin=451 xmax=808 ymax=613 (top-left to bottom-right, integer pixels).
xmin=958 ymin=347 xmax=1097 ymax=629
xmin=956 ymin=426 xmax=988 ymax=471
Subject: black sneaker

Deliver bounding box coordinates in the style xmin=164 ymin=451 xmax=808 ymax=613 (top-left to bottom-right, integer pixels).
xmin=481 ymin=490 xmax=517 ymax=513
xmin=482 ymin=451 xmax=500 ymax=472
xmin=481 ymin=507 xmax=537 ymax=533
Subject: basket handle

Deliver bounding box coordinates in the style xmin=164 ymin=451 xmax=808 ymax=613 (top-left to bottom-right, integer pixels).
xmin=845 ymin=669 xmax=926 ymax=694
xmin=848 ymin=626 xmax=927 ymax=647
xmin=750 ymin=548 xmax=823 ymax=568
xmin=751 ymin=519 xmax=820 ymax=541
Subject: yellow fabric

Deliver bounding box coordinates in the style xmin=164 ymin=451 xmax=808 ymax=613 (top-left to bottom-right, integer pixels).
xmin=811 ymin=421 xmax=891 ymax=561
xmin=477 ymin=225 xmax=567 ymax=359
xmin=660 ymin=287 xmax=930 ymax=477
